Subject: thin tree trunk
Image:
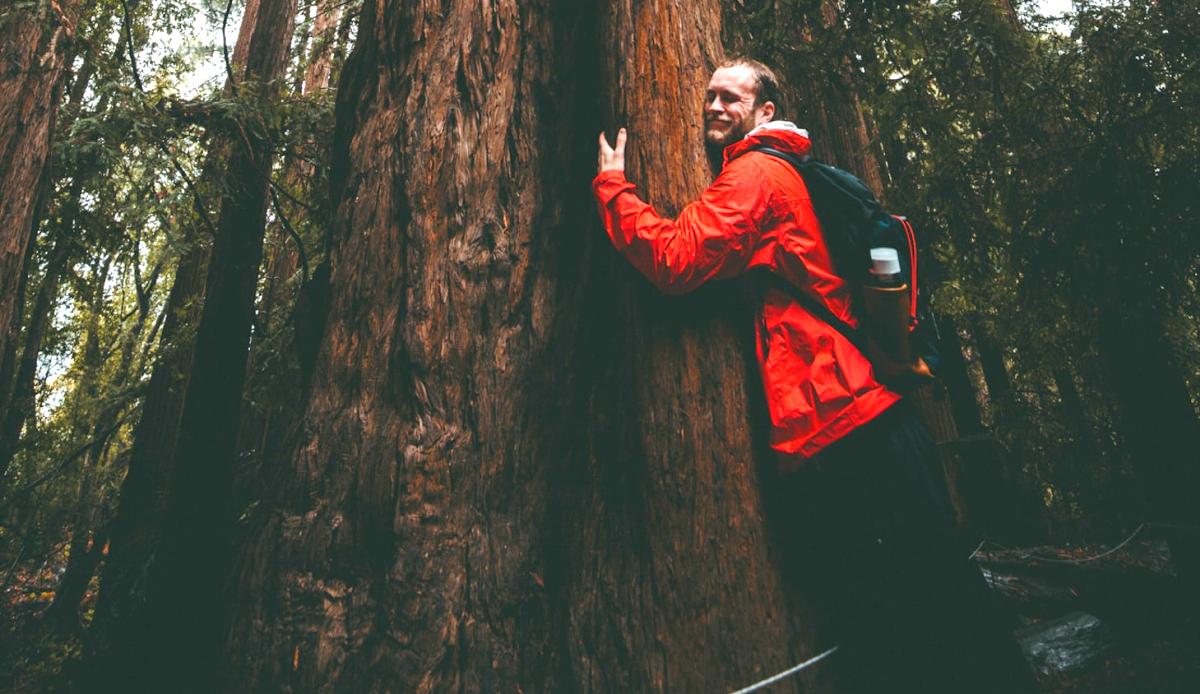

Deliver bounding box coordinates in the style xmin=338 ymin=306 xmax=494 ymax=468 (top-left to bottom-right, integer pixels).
xmin=974 ymin=318 xmax=1013 ymax=413
xmin=0 ymin=224 xmax=74 ymax=478
xmin=237 ymin=0 xmax=344 ymax=484
xmin=1053 ymin=364 xmax=1106 ymax=474
xmin=128 ymin=0 xmax=297 ymax=687
xmin=0 ymin=234 xmax=37 ymax=453
xmin=1098 ymin=309 xmax=1200 ymax=586
xmin=225 ymin=1 xmax=818 ymax=691
xmin=88 ymin=0 xmax=290 ymax=688
xmin=0 ymin=0 xmax=81 ymax=426
xmin=87 ymin=240 xmax=209 ymax=670
xmin=939 ymin=314 xmax=987 ymax=439
xmin=44 ymin=246 xmax=159 ymax=632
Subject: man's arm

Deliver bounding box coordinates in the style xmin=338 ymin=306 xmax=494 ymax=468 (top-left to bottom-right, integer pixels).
xmin=594 ymin=129 xmax=773 ymax=295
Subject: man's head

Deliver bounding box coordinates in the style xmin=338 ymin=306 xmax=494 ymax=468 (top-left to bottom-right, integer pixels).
xmin=703 ymin=58 xmax=781 ymax=170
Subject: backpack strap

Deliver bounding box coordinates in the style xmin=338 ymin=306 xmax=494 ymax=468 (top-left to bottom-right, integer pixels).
xmin=754 ymin=268 xmax=869 ymax=355
xmin=748 ymin=146 xmax=880 ymax=224
xmin=745 ymin=145 xmax=871 ymax=353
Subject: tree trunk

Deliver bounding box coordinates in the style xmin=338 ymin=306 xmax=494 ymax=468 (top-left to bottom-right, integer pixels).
xmin=89 ymin=0 xmax=268 ymax=658
xmin=0 ymin=223 xmax=74 ymax=478
xmin=974 ymin=318 xmax=1013 ymax=415
xmin=1098 ymin=310 xmax=1200 ymax=586
xmin=150 ymin=0 xmax=297 ymax=683
xmin=87 ymin=0 xmax=296 ymax=689
xmin=87 ymin=240 xmax=209 ymax=672
xmin=0 ymin=235 xmax=37 ymax=462
xmin=0 ymin=0 xmax=81 ymax=426
xmin=237 ymin=0 xmax=344 ymax=494
xmin=939 ymin=314 xmax=987 ymax=439
xmin=224 ymin=1 xmax=821 ymax=692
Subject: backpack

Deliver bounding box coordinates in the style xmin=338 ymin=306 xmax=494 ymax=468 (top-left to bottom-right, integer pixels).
xmin=748 ymin=145 xmax=941 ymax=390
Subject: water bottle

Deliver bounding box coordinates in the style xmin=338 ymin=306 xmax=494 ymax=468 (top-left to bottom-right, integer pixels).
xmin=862 ymin=247 xmax=912 ymax=366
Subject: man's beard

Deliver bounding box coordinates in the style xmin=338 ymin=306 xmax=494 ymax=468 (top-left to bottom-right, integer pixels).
xmin=704 ymin=116 xmax=753 ymax=174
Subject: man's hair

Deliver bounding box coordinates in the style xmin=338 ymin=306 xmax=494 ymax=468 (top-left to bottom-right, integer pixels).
xmin=719 ymin=57 xmax=785 ymax=115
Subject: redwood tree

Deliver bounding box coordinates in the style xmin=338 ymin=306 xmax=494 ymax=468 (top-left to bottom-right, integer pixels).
xmin=0 ymin=0 xmax=81 ymax=429
xmin=224 ymin=0 xmax=824 ymax=691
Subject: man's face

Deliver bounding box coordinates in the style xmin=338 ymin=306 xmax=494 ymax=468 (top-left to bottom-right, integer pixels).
xmin=703 ymin=65 xmax=775 ymax=156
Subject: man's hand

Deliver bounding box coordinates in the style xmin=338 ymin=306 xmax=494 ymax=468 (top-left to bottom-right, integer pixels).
xmin=598 ymin=128 xmax=626 ymax=174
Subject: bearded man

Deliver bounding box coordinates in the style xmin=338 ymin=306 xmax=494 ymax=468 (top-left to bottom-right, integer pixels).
xmin=593 ymin=58 xmax=1037 ymax=693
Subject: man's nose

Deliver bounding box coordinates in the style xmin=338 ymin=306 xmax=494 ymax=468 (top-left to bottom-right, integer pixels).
xmin=706 ymin=96 xmax=723 ymax=114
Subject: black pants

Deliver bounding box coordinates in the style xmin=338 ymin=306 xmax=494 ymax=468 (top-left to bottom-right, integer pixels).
xmin=782 ymin=402 xmax=1038 ymax=693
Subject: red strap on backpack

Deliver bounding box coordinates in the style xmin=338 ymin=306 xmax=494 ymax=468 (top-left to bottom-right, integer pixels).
xmin=893 ymin=216 xmax=919 ymax=328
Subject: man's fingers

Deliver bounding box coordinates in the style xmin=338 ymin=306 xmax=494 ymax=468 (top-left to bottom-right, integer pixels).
xmin=597 ymin=128 xmax=626 ymax=174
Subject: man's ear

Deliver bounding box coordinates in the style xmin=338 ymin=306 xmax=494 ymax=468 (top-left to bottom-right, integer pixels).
xmin=757 ymin=101 xmax=776 ymax=124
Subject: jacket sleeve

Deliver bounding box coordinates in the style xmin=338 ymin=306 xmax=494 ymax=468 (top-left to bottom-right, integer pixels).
xmin=592 ymin=159 xmax=774 ymax=295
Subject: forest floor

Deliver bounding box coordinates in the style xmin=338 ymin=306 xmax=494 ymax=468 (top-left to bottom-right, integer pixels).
xmin=978 ymin=538 xmax=1200 ymax=693
xmin=0 ymin=538 xmax=1197 ymax=692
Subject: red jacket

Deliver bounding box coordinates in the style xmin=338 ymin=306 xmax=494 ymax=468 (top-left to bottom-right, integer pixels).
xmin=593 ymin=123 xmax=901 ymax=465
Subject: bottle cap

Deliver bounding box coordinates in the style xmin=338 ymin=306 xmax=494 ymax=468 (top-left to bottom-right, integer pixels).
xmin=869 ymin=247 xmax=901 ymax=277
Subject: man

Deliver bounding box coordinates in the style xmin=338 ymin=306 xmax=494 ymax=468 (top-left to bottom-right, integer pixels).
xmin=594 ymin=58 xmax=1037 ymax=693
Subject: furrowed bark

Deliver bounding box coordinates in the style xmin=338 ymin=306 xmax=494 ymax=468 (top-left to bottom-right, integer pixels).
xmin=0 ymin=0 xmax=81 ymax=430
xmin=226 ymin=0 xmax=827 ymax=689
xmin=550 ymin=2 xmax=820 ymax=692
xmin=226 ymin=1 xmax=580 ymax=688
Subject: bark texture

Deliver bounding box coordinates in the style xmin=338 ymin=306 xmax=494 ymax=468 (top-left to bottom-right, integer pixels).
xmin=0 ymin=0 xmax=81 ymax=428
xmin=225 ymin=1 xmax=821 ymax=691
xmin=556 ymin=2 xmax=816 ymax=691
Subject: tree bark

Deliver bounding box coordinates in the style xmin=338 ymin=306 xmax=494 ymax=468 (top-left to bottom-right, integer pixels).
xmin=224 ymin=1 xmax=821 ymax=692
xmin=0 ymin=235 xmax=37 ymax=466
xmin=0 ymin=0 xmax=81 ymax=428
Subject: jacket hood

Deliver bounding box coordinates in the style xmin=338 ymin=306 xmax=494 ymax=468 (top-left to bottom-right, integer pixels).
xmin=725 ymin=121 xmax=812 ymax=165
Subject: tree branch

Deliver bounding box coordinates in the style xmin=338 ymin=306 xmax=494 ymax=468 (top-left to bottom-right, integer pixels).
xmin=269 ymin=185 xmax=311 ymax=284
xmin=222 ymin=0 xmax=238 ymax=92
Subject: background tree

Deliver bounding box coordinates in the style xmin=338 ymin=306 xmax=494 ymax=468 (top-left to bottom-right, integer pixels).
xmin=0 ymin=0 xmax=84 ymax=432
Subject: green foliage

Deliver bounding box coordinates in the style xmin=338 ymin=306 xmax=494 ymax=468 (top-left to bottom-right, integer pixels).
xmin=735 ymin=1 xmax=1200 ymax=534
xmin=2 ymin=3 xmax=340 ymax=685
